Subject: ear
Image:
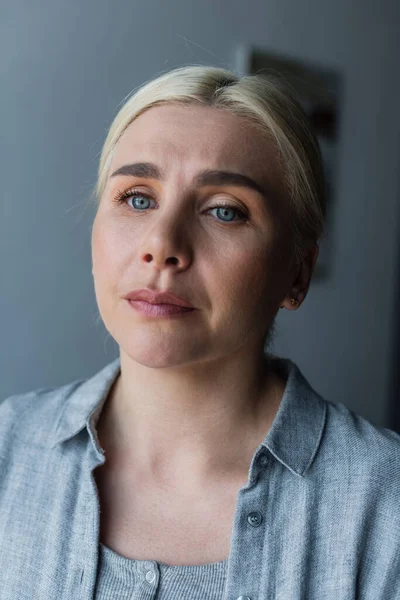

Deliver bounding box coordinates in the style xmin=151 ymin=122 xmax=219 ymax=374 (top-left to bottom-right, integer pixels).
xmin=280 ymin=243 xmax=319 ymax=310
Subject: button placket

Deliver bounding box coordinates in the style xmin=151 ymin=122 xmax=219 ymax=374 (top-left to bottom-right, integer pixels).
xmin=224 ymin=456 xmax=268 ymax=600
xmin=141 ymin=560 xmax=158 ymax=587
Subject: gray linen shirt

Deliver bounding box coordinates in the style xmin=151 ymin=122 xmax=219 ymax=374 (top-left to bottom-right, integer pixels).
xmin=0 ymin=355 xmax=400 ymax=599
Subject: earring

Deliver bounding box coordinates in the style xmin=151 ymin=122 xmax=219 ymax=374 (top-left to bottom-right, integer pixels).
xmin=280 ymin=298 xmax=299 ymax=309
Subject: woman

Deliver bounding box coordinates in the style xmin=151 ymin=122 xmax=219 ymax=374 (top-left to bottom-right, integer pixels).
xmin=1 ymin=65 xmax=399 ymax=600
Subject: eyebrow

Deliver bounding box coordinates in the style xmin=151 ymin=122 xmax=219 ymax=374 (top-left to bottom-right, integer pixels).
xmin=110 ymin=162 xmax=272 ymax=200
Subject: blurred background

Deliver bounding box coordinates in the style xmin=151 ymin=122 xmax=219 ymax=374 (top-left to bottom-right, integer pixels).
xmin=1 ymin=0 xmax=400 ymax=430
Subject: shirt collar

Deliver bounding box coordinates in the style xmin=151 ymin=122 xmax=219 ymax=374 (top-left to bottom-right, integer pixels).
xmin=51 ymin=357 xmax=122 ymax=449
xmin=51 ymin=355 xmax=326 ymax=477
xmin=262 ymin=356 xmax=327 ymax=476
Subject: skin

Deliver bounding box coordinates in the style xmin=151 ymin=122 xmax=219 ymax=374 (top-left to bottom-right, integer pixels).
xmin=91 ymin=104 xmax=319 ymax=490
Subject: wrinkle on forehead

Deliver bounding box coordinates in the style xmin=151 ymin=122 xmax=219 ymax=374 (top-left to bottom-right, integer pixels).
xmin=115 ymin=104 xmax=277 ymax=166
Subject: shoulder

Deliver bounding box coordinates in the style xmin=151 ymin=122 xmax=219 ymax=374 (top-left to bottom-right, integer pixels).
xmin=324 ymin=397 xmax=400 ymax=459
xmin=0 ymin=358 xmax=120 ymax=451
xmin=0 ymin=378 xmax=85 ymax=450
xmin=277 ymin=357 xmax=400 ymax=484
xmin=320 ymin=397 xmax=400 ymax=494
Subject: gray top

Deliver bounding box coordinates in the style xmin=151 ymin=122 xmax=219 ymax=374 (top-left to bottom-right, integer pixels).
xmin=1 ymin=354 xmax=400 ymax=599
xmin=95 ymin=541 xmax=227 ymax=599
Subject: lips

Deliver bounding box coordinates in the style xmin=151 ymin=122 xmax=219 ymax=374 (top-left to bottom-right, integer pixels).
xmin=125 ymin=288 xmax=195 ymax=309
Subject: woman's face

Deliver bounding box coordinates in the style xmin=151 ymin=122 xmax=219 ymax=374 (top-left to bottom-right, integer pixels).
xmin=91 ymin=104 xmax=297 ymax=368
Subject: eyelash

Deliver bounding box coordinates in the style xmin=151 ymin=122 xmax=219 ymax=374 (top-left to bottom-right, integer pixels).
xmin=112 ymin=188 xmax=248 ymax=223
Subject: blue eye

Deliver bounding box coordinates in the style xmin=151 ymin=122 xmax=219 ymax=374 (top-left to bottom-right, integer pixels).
xmin=210 ymin=206 xmax=241 ymax=222
xmin=113 ymin=190 xmax=247 ymax=223
xmin=131 ymin=195 xmax=151 ymax=210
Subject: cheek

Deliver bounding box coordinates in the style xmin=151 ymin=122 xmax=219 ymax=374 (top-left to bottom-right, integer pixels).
xmin=91 ymin=216 xmax=124 ymax=274
xmin=91 ymin=225 xmax=121 ymax=310
xmin=237 ymin=246 xmax=285 ymax=315
xmin=91 ymin=224 xmax=126 ymax=322
xmin=215 ymin=246 xmax=271 ymax=312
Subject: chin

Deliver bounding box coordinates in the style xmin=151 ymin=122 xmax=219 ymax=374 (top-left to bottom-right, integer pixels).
xmin=119 ymin=332 xmax=205 ymax=370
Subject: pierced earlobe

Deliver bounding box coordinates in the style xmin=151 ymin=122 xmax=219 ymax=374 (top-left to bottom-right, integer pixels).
xmin=280 ymin=298 xmax=299 ymax=309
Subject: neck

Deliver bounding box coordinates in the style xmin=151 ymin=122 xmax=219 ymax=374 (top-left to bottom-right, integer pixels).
xmin=96 ymin=349 xmax=285 ymax=486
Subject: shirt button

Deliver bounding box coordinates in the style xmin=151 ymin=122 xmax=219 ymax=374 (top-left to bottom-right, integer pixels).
xmin=259 ymin=454 xmax=269 ymax=467
xmin=145 ymin=570 xmax=156 ymax=583
xmin=247 ymin=511 xmax=263 ymax=527
xmin=237 ymin=596 xmax=252 ymax=600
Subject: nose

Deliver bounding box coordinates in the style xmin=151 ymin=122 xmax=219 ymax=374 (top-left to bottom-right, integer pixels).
xmin=139 ymin=213 xmax=192 ymax=273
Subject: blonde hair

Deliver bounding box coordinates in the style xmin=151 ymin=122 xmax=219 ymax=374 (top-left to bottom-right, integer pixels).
xmin=92 ymin=65 xmax=327 ymax=268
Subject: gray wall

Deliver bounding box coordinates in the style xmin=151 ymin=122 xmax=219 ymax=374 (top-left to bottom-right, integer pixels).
xmin=1 ymin=0 xmax=399 ymax=428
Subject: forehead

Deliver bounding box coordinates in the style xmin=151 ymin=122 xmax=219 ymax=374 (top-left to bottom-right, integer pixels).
xmin=110 ymin=104 xmax=282 ymax=183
